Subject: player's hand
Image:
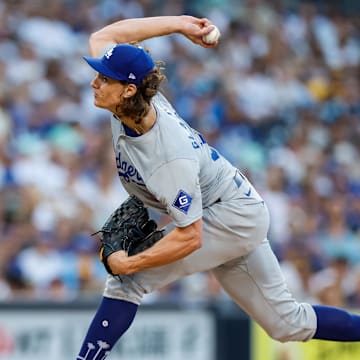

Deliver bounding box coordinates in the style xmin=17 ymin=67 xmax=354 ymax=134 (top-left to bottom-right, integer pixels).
xmin=178 ymin=15 xmax=218 ymax=48
xmin=107 ymin=250 xmax=132 ymax=275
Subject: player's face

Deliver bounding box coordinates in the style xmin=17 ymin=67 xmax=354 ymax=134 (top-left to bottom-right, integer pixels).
xmin=90 ymin=73 xmax=128 ymax=113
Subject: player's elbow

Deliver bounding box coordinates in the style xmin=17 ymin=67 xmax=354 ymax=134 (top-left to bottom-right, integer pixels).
xmin=189 ymin=231 xmax=202 ymax=251
xmin=88 ymin=31 xmax=103 ymax=47
xmin=176 ymin=219 xmax=203 ymax=252
xmin=88 ymin=32 xmax=114 ymax=57
xmin=186 ymin=220 xmax=203 ymax=251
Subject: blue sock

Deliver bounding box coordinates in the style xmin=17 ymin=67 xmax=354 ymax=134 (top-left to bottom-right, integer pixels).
xmin=77 ymin=297 xmax=138 ymax=359
xmin=313 ymin=305 xmax=360 ymax=341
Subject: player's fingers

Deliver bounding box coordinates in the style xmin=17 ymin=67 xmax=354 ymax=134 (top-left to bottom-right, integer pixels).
xmin=202 ymin=25 xmax=216 ymax=35
xmin=201 ymin=41 xmax=218 ymax=48
xmin=191 ymin=25 xmax=214 ymax=39
xmin=198 ymin=17 xmax=212 ymax=28
xmin=189 ymin=36 xmax=218 ymax=48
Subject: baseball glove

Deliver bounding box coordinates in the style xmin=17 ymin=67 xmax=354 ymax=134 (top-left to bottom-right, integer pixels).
xmin=93 ymin=195 xmax=164 ymax=275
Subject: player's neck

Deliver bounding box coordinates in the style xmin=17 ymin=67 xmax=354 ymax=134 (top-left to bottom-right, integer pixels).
xmin=116 ymin=105 xmax=157 ymax=135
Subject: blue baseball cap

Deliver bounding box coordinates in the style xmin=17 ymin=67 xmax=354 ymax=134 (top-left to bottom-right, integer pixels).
xmin=83 ymin=44 xmax=155 ymax=86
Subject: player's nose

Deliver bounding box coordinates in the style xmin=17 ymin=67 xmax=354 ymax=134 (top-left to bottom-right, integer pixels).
xmin=90 ymin=75 xmax=100 ymax=88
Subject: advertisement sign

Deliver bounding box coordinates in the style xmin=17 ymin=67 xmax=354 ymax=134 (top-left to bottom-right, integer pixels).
xmin=252 ymin=321 xmax=360 ymax=360
xmin=0 ymin=308 xmax=215 ymax=360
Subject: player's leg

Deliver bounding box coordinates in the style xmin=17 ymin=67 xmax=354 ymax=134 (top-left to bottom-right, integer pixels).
xmin=212 ymin=238 xmax=360 ymax=343
xmin=76 ymin=296 xmax=137 ymax=359
xmin=212 ymin=238 xmax=317 ymax=342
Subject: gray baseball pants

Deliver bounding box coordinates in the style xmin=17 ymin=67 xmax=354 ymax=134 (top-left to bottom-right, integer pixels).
xmin=104 ymin=177 xmax=317 ymax=342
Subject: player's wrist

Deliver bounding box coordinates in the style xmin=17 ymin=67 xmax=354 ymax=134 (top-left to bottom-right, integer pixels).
xmin=123 ymin=254 xmax=140 ymax=274
xmin=157 ymin=16 xmax=185 ymax=35
xmin=177 ymin=15 xmax=197 ymax=35
xmin=106 ymin=251 xmax=127 ymax=275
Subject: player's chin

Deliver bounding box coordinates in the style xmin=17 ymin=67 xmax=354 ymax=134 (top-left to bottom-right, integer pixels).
xmin=93 ymin=98 xmax=106 ymax=109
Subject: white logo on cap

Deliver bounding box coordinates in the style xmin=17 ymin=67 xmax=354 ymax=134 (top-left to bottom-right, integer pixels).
xmin=128 ymin=73 xmax=136 ymax=80
xmin=104 ymin=46 xmax=115 ymax=59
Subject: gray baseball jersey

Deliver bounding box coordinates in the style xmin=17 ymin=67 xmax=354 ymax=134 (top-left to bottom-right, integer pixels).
xmin=105 ymin=92 xmax=317 ymax=342
xmin=111 ymin=92 xmax=240 ymax=226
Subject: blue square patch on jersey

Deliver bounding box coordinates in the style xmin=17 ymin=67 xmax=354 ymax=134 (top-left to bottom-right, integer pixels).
xmin=172 ymin=190 xmax=193 ymax=214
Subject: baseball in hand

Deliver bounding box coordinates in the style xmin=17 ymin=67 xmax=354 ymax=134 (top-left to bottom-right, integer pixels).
xmin=202 ymin=25 xmax=221 ymax=44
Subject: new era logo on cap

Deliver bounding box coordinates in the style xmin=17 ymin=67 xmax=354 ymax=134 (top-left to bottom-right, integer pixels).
xmin=128 ymin=73 xmax=136 ymax=80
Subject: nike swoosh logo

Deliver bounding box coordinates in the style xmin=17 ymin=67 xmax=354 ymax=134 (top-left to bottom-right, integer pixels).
xmin=245 ymin=188 xmax=252 ymax=197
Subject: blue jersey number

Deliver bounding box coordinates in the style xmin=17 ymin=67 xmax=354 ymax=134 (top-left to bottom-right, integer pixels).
xmin=188 ymin=131 xmax=206 ymax=149
xmin=178 ymin=120 xmax=219 ymax=161
xmin=179 ymin=121 xmax=207 ymax=149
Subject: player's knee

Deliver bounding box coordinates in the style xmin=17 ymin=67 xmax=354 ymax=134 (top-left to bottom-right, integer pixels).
xmin=265 ymin=326 xmax=294 ymax=343
xmin=262 ymin=303 xmax=316 ymax=343
xmin=263 ymin=321 xmax=314 ymax=343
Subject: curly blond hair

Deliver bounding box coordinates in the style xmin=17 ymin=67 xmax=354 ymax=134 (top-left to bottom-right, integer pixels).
xmin=116 ymin=42 xmax=166 ymax=123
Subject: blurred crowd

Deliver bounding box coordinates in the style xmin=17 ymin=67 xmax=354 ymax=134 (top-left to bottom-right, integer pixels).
xmin=0 ymin=0 xmax=360 ymax=309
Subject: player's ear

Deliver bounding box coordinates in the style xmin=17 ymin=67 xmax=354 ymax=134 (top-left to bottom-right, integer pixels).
xmin=123 ymin=83 xmax=138 ymax=98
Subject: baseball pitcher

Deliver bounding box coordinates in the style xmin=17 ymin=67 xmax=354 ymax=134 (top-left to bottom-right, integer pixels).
xmin=77 ymin=15 xmax=360 ymax=360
